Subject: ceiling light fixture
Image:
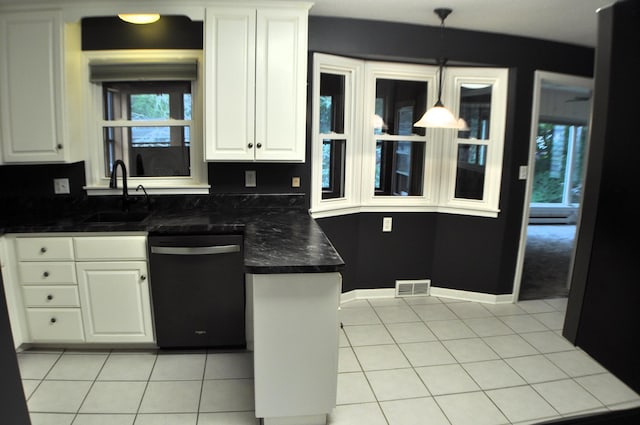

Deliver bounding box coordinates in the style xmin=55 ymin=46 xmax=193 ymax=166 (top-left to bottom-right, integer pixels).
xmin=414 ymin=7 xmax=468 ymax=130
xmin=118 ymin=13 xmax=161 ymax=25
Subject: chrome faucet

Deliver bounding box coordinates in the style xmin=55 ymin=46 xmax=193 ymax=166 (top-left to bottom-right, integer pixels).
xmin=109 ymin=159 xmax=129 ymax=211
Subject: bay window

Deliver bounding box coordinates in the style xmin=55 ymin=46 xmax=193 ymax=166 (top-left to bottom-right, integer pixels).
xmin=311 ymin=54 xmax=508 ymax=218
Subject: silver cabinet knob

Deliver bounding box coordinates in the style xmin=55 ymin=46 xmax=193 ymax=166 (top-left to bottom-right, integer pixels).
xmin=141 ymin=275 xmax=146 ymax=281
xmin=248 ymin=143 xmax=254 ymax=149
xmin=50 ymin=317 xmax=57 ymax=324
xmin=256 ymin=142 xmax=262 ymax=149
xmin=40 ymin=247 xmax=47 ymax=253
xmin=43 ymin=271 xmax=50 ymax=278
xmin=46 ymin=294 xmax=53 ymax=301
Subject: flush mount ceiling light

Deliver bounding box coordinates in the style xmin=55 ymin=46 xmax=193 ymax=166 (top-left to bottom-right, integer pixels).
xmin=414 ymin=7 xmax=468 ymax=130
xmin=118 ymin=13 xmax=161 ymax=25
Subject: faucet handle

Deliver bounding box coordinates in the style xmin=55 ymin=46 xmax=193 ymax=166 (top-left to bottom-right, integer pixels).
xmin=136 ymin=184 xmax=151 ymax=210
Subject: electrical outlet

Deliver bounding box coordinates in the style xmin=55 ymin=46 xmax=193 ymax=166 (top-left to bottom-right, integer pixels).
xmin=292 ymin=176 xmax=301 ymax=188
xmin=245 ymin=170 xmax=256 ymax=187
xmin=53 ymin=178 xmax=70 ymax=194
xmin=383 ymin=217 xmax=392 ymax=232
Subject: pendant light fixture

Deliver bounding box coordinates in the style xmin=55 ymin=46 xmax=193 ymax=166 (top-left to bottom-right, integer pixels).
xmin=414 ymin=8 xmax=467 ymax=130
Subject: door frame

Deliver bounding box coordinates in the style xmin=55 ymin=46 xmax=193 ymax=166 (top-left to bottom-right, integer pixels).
xmin=512 ymin=70 xmax=593 ymax=301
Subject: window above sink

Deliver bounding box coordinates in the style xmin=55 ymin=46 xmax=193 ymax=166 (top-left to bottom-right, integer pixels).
xmin=82 ymin=50 xmax=209 ymax=196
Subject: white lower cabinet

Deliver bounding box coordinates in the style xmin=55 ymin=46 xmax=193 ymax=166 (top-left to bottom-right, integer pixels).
xmin=9 ymin=234 xmax=154 ymax=346
xmin=76 ymin=261 xmax=153 ymax=343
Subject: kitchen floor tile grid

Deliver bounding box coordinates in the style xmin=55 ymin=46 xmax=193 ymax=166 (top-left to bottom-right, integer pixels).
xmin=17 ymin=296 xmax=640 ymax=425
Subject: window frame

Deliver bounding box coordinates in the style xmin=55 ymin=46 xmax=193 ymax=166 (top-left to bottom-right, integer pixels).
xmin=311 ymin=54 xmax=363 ymax=216
xmin=360 ymin=61 xmax=437 ymax=209
xmin=82 ymin=50 xmax=209 ymax=195
xmin=438 ymin=67 xmax=509 ymax=215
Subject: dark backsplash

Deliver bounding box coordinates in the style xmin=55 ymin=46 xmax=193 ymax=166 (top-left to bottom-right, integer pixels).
xmin=0 ymin=161 xmax=308 ymax=220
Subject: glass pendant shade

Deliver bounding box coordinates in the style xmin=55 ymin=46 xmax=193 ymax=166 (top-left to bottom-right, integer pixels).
xmin=414 ymin=101 xmax=460 ymax=128
xmin=118 ymin=13 xmax=160 ymax=24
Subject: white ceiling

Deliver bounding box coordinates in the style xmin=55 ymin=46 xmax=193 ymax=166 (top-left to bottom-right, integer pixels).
xmin=306 ymin=0 xmax=613 ymax=47
xmin=0 ymin=0 xmax=615 ymax=47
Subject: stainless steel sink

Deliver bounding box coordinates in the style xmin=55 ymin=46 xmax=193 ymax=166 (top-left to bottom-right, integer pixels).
xmin=83 ymin=211 xmax=149 ymax=223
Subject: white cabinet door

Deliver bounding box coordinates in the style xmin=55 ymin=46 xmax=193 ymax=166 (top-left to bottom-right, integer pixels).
xmin=254 ymin=7 xmax=307 ymax=162
xmin=204 ymin=5 xmax=308 ymax=162
xmin=205 ymin=7 xmax=256 ymax=161
xmin=0 ymin=11 xmax=65 ymax=163
xmin=76 ymin=261 xmax=153 ymax=343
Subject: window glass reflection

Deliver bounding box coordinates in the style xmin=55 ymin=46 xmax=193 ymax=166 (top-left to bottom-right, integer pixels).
xmin=374 ymin=79 xmax=427 ymax=136
xmin=322 ymin=139 xmax=346 ymax=199
xmin=319 ymin=73 xmax=345 ymax=134
xmin=375 ymin=140 xmax=425 ymax=196
xmin=455 ymin=144 xmax=487 ymax=200
xmin=458 ymin=84 xmax=492 ymax=140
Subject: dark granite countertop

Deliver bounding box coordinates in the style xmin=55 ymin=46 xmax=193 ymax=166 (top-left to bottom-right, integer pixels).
xmin=0 ymin=206 xmax=345 ymax=274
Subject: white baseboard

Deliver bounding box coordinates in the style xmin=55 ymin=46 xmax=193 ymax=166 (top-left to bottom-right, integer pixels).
xmin=341 ymin=287 xmax=514 ymax=305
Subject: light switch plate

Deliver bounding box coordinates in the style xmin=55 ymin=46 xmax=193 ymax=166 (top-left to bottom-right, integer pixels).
xmin=518 ymin=165 xmax=528 ymax=180
xmin=383 ymin=217 xmax=392 ymax=232
xmin=53 ymin=178 xmax=70 ymax=194
xmin=245 ymin=170 xmax=256 ymax=187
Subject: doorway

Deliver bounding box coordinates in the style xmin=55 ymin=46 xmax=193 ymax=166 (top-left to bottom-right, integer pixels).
xmin=514 ymin=71 xmax=593 ymax=301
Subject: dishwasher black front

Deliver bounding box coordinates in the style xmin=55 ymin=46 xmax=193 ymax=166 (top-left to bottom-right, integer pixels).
xmin=148 ymin=234 xmax=245 ymax=349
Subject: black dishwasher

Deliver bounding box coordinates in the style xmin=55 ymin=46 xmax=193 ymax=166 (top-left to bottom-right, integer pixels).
xmin=148 ymin=234 xmax=245 ymax=349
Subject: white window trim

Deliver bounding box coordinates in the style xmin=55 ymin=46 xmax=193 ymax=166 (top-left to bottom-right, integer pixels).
xmin=81 ymin=49 xmax=210 ymax=195
xmin=310 ymin=53 xmax=509 ymax=219
xmin=310 ymin=54 xmax=364 ymax=216
xmin=439 ymin=67 xmax=509 ymax=214
xmin=360 ymin=61 xmax=437 ymax=208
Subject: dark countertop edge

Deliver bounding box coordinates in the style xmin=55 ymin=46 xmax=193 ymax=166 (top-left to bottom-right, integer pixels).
xmin=0 ymin=210 xmax=346 ymax=274
xmin=245 ymin=264 xmax=346 ymax=274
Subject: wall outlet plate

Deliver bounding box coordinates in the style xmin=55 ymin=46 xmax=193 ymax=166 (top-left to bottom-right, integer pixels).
xmin=245 ymin=170 xmax=256 ymax=187
xmin=53 ymin=178 xmax=70 ymax=194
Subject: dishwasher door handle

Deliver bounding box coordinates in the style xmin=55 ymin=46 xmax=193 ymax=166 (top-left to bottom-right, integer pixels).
xmin=150 ymin=245 xmax=241 ymax=256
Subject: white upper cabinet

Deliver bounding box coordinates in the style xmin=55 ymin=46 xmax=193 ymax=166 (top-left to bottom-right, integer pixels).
xmin=204 ymin=4 xmax=309 ymax=162
xmin=0 ymin=10 xmax=79 ymax=163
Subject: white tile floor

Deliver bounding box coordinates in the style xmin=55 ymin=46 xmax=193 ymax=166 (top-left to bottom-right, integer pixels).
xmin=17 ymin=296 xmax=640 ymax=425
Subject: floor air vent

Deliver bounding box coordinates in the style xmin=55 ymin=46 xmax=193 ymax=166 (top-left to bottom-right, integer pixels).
xmin=395 ymin=279 xmax=431 ymax=297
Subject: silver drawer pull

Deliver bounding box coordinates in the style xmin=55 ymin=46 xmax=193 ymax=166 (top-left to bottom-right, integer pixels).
xmin=151 ymin=245 xmax=240 ymax=256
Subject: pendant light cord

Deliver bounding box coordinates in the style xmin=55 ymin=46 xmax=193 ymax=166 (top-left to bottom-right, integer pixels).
xmin=434 ymin=8 xmax=452 ymax=106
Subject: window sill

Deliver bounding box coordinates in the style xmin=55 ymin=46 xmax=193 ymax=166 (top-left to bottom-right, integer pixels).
xmin=310 ymin=204 xmax=500 ymax=219
xmin=84 ymin=185 xmax=211 ymax=196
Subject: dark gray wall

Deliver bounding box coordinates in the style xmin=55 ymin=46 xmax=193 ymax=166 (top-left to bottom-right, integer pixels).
xmin=309 ymin=17 xmax=594 ymax=293
xmin=563 ymin=0 xmax=640 ymax=394
xmin=0 ymin=274 xmax=31 ymax=424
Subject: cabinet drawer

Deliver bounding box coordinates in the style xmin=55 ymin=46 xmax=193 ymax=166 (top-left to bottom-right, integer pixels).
xmin=18 ymin=262 xmax=76 ymax=285
xmin=74 ymin=236 xmax=147 ymax=261
xmin=26 ymin=308 xmax=84 ymax=342
xmin=22 ymin=286 xmax=80 ymax=307
xmin=16 ymin=237 xmax=74 ymax=261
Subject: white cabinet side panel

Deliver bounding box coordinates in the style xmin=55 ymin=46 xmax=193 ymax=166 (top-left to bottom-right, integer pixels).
xmin=252 ymin=272 xmax=340 ymax=418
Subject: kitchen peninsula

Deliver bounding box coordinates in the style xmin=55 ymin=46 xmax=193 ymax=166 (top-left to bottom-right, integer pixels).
xmin=0 ymin=194 xmax=345 ymax=425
